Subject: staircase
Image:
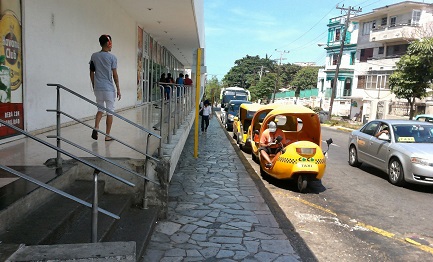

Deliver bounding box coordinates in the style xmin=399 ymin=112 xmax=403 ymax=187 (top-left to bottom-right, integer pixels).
xmin=0 ymin=166 xmax=159 ymax=261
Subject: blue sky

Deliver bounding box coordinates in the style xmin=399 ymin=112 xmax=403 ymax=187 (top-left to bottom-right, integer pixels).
xmin=204 ymin=0 xmax=432 ymax=80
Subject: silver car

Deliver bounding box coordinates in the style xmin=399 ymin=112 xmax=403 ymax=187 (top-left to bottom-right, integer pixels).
xmin=348 ymin=119 xmax=433 ymax=186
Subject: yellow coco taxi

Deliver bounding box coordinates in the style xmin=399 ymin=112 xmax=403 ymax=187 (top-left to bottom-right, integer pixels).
xmin=250 ymin=104 xmax=332 ymax=192
xmin=249 ymin=104 xmax=284 ymax=162
xmin=233 ymin=103 xmax=263 ymax=152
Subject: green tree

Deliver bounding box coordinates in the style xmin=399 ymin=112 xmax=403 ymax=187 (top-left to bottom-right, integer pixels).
xmin=290 ymin=66 xmax=320 ymax=90
xmin=223 ymin=55 xmax=275 ymax=88
xmin=248 ymin=73 xmax=276 ymax=102
xmin=205 ymin=76 xmax=222 ymax=104
xmin=389 ymin=38 xmax=433 ymax=119
xmin=279 ymin=63 xmax=302 ymax=89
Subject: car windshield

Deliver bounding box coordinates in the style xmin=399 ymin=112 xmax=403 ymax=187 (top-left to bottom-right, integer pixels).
xmin=246 ymin=110 xmax=256 ymax=118
xmin=392 ymin=124 xmax=433 ymax=143
xmin=228 ymin=104 xmax=241 ymax=113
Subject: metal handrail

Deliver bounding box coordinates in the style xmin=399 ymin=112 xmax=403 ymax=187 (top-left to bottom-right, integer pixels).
xmin=46 ymin=83 xmax=167 ymax=240
xmin=0 ymin=118 xmax=135 ymax=242
xmin=46 ymin=109 xmax=160 ymax=163
xmin=47 ymin=83 xmax=161 ymax=139
xmin=0 ymin=164 xmax=119 ymax=219
xmin=0 ymin=119 xmax=134 ymax=187
xmin=48 ymin=135 xmax=159 ymax=185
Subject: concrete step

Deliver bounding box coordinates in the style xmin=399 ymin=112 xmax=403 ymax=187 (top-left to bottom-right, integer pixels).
xmin=54 ymin=193 xmax=132 ymax=244
xmin=0 ymin=180 xmax=104 ymax=245
xmin=106 ymin=205 xmax=159 ymax=260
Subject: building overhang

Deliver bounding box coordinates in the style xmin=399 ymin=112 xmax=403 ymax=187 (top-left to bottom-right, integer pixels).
xmin=115 ymin=0 xmax=203 ymax=68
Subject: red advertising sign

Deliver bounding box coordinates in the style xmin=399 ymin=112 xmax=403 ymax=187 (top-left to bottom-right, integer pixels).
xmin=0 ymin=103 xmax=24 ymax=137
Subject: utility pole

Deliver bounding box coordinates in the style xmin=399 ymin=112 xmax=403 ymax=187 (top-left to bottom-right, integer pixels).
xmin=328 ymin=5 xmax=361 ymax=120
xmin=272 ymin=49 xmax=289 ymax=103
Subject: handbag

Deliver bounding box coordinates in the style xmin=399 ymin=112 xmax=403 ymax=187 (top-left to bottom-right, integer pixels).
xmin=199 ymin=109 xmax=203 ymax=116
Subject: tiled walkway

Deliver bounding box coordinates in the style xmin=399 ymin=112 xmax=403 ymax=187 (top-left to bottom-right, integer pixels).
xmin=142 ymin=116 xmax=300 ymax=261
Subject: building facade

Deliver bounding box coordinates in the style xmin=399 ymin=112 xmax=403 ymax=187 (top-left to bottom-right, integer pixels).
xmin=316 ymin=15 xmax=359 ymax=117
xmin=0 ymin=0 xmax=205 ymax=142
xmin=351 ymin=1 xmax=433 ymax=121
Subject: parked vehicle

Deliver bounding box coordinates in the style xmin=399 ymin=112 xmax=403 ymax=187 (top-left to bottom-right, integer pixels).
xmin=250 ymin=104 xmax=332 ymax=192
xmin=233 ymin=103 xmax=262 ymax=152
xmin=220 ymin=87 xmax=251 ymax=109
xmin=223 ymin=100 xmax=251 ymax=131
xmin=249 ymin=104 xmax=282 ymax=162
xmin=415 ymin=114 xmax=433 ymax=123
xmin=348 ymin=119 xmax=433 ymax=186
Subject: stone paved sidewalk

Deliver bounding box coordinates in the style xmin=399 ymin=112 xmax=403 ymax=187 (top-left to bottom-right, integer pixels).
xmin=142 ymin=116 xmax=301 ymax=261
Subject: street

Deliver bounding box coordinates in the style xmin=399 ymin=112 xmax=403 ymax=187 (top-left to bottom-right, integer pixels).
xmin=219 ymin=113 xmax=433 ymax=261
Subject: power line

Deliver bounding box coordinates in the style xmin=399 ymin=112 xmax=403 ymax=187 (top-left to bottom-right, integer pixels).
xmin=275 ymin=1 xmax=345 ymax=50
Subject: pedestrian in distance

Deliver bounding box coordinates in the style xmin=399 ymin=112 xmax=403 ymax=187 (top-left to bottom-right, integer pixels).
xmin=184 ymin=74 xmax=193 ymax=86
xmin=165 ymin=73 xmax=174 ymax=100
xmin=176 ymin=73 xmax=184 ymax=97
xmin=89 ymin=34 xmax=120 ymax=142
xmin=200 ymin=100 xmax=212 ymax=133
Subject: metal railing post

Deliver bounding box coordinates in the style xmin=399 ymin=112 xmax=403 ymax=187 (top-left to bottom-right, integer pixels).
xmin=56 ymin=86 xmax=62 ymax=168
xmin=173 ymin=84 xmax=177 ymax=135
xmin=159 ymin=85 xmax=164 ymax=157
xmin=142 ymin=133 xmax=152 ymax=209
xmin=168 ymin=85 xmax=172 ymax=144
xmin=92 ymin=169 xmax=100 ymax=243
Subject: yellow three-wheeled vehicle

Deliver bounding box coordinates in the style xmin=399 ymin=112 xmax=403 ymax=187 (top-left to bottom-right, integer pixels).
xmin=250 ymin=104 xmax=332 ymax=192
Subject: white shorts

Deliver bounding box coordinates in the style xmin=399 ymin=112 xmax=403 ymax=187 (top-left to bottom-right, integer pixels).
xmin=94 ymin=90 xmax=115 ymax=115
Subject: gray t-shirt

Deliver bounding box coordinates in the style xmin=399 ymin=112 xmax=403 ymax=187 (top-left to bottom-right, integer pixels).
xmin=90 ymin=51 xmax=117 ymax=92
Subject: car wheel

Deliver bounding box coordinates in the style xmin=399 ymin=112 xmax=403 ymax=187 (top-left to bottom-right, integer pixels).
xmin=297 ymin=175 xmax=308 ymax=193
xmin=388 ymin=158 xmax=406 ymax=186
xmin=348 ymin=146 xmax=362 ymax=167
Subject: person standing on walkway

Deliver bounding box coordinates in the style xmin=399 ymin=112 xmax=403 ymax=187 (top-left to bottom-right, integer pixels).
xmin=175 ymin=73 xmax=184 ymax=97
xmin=184 ymin=74 xmax=192 ymax=86
xmin=200 ymin=100 xmax=212 ymax=133
xmin=164 ymin=73 xmax=174 ymax=100
xmin=90 ymin=34 xmax=121 ymax=142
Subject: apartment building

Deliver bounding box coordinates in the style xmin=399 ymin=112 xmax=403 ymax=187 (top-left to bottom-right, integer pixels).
xmin=351 ymin=1 xmax=433 ymax=121
xmin=316 ymin=15 xmax=359 ymax=117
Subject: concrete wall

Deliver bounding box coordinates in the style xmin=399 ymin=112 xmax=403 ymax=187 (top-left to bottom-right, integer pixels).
xmin=22 ymin=0 xmax=137 ymax=132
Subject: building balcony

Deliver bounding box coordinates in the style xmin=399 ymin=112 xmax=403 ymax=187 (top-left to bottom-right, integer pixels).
xmin=370 ymin=24 xmax=418 ymax=43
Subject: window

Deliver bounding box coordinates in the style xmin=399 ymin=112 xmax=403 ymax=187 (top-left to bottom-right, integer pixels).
xmin=390 ymin=16 xmax=397 ymax=27
xmin=360 ymin=48 xmax=373 ymax=62
xmin=335 ymin=29 xmax=340 ymax=41
xmin=357 ymin=75 xmax=366 ymax=89
xmin=361 ymin=122 xmax=380 ymax=136
xmin=378 ymin=47 xmax=384 ymax=54
xmin=386 ymin=44 xmax=408 ymax=57
xmin=412 ymin=10 xmax=421 ymax=25
xmin=381 ymin=17 xmax=387 ymax=26
xmin=350 ymin=52 xmax=356 ymax=65
xmin=332 ymin=53 xmax=338 ymax=65
xmin=343 ymin=78 xmax=352 ymax=96
xmin=367 ymin=75 xmax=378 ymax=89
xmin=365 ymin=74 xmax=390 ymax=89
xmin=362 ymin=21 xmax=374 ymax=35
